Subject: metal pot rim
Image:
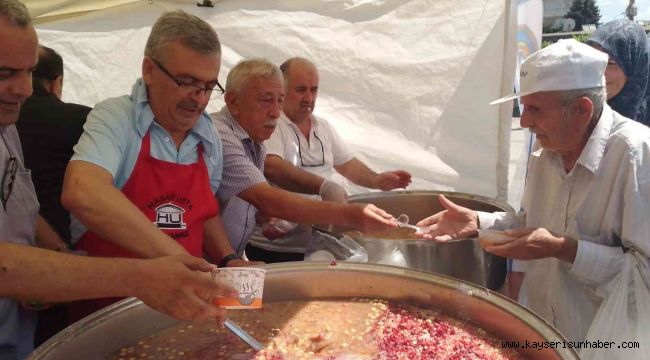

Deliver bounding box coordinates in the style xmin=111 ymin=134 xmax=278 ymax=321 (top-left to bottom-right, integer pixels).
xmin=349 ymin=190 xmax=515 ymax=213
xmin=315 ymin=190 xmax=514 ymax=244
xmin=30 ymin=262 xmax=577 ymax=360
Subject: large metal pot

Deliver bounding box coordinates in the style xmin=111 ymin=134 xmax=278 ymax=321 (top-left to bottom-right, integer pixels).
xmin=317 ymin=190 xmax=513 ymax=290
xmin=29 ymin=263 xmax=578 ymax=360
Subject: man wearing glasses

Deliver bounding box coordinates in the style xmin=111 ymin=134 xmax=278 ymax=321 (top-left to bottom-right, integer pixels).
xmin=247 ymin=57 xmax=412 ymax=262
xmin=62 ymin=11 xmax=255 ymax=320
xmin=0 ymin=2 xmax=235 ymax=358
xmin=211 ymin=59 xmax=398 ymax=260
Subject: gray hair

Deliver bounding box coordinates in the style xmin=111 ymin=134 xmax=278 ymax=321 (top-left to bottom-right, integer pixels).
xmin=279 ymin=57 xmax=315 ymax=84
xmin=0 ymin=0 xmax=32 ymax=26
xmin=226 ymin=58 xmax=282 ymax=94
xmin=557 ymin=86 xmax=607 ymax=121
xmin=144 ymin=10 xmax=220 ymax=61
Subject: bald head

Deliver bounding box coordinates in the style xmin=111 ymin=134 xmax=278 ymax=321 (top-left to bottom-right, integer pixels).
xmin=280 ymin=57 xmax=317 ymax=85
xmin=280 ymin=57 xmax=319 ymax=123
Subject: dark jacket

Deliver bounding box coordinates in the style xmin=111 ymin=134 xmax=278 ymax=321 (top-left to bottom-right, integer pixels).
xmin=16 ymin=87 xmax=91 ymax=244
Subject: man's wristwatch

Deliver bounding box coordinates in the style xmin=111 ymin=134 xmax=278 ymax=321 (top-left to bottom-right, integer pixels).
xmin=218 ymin=253 xmax=242 ymax=268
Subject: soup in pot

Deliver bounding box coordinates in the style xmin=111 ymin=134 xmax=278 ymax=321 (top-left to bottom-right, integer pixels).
xmin=107 ymin=298 xmax=523 ymax=360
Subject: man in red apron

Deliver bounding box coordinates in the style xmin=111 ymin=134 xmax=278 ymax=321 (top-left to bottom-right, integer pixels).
xmin=62 ymin=11 xmax=255 ymax=320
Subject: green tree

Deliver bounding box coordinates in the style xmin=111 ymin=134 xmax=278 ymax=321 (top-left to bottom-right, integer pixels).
xmin=565 ymin=0 xmax=601 ymax=30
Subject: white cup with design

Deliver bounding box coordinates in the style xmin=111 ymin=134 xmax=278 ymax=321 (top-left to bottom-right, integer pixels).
xmin=211 ymin=267 xmax=266 ymax=309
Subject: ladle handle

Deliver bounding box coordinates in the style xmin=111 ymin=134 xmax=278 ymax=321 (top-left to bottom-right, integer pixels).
xmin=224 ymin=318 xmax=264 ymax=351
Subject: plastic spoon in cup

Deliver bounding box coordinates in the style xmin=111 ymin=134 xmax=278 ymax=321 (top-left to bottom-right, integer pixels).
xmin=395 ymin=214 xmax=424 ymax=232
xmin=224 ymin=318 xmax=264 ymax=351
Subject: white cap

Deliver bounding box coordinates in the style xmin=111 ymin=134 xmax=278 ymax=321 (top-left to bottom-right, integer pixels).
xmin=490 ymin=39 xmax=608 ymax=105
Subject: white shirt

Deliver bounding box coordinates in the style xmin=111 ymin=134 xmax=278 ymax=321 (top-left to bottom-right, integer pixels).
xmin=265 ymin=112 xmax=353 ymax=180
xmin=250 ymin=113 xmax=354 ymax=253
xmin=478 ymin=105 xmax=650 ymax=342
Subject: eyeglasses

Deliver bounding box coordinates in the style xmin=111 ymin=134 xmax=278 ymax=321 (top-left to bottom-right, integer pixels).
xmin=1 ymin=156 xmax=17 ymax=210
xmin=291 ymin=127 xmax=324 ymax=167
xmin=151 ymin=58 xmax=225 ymax=96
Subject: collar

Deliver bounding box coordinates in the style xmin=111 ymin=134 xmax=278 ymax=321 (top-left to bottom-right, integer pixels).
xmin=279 ymin=111 xmax=320 ymax=133
xmin=31 ymin=86 xmax=58 ymax=99
xmin=531 ymin=105 xmax=614 ymax=175
xmin=574 ymin=104 xmax=614 ymax=174
xmin=131 ymin=78 xmax=215 ymax=156
xmin=218 ymin=105 xmax=253 ymax=142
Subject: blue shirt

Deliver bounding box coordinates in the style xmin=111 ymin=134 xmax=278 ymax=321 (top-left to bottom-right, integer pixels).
xmin=0 ymin=125 xmax=38 ymax=360
xmin=70 ymin=78 xmax=223 ymax=241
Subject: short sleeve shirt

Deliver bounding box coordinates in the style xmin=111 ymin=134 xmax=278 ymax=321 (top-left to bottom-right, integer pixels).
xmin=0 ymin=125 xmax=39 ymax=359
xmin=211 ymin=106 xmax=267 ymax=254
xmin=264 ymin=112 xmax=353 ymax=179
xmin=69 ymin=78 xmax=223 ymax=241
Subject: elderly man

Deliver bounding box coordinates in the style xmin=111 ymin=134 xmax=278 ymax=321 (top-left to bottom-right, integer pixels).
xmin=246 ymin=57 xmax=412 ymax=262
xmin=0 ymin=1 xmax=233 ymax=358
xmin=212 ymin=59 xmax=396 ymax=259
xmin=417 ymin=39 xmax=650 ymax=346
xmin=62 ymin=11 xmax=251 ymax=319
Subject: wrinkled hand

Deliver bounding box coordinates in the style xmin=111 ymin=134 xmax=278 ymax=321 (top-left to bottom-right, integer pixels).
xmin=262 ymin=217 xmax=298 ymax=240
xmin=226 ymin=259 xmax=265 ymax=267
xmin=319 ymin=179 xmax=348 ymax=203
xmin=348 ymin=203 xmax=397 ymax=231
xmin=374 ymin=170 xmax=412 ymax=191
xmin=133 ymin=256 xmax=237 ymax=322
xmin=481 ymin=227 xmax=577 ymax=263
xmin=415 ymin=194 xmax=478 ymax=242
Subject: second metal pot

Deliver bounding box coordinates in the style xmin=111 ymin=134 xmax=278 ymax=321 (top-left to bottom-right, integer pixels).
xmin=316 ymin=190 xmax=513 ymax=290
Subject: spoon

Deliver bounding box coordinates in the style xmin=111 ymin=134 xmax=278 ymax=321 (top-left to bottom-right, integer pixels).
xmin=224 ymin=318 xmax=264 ymax=351
xmin=395 ymin=214 xmax=425 ymax=232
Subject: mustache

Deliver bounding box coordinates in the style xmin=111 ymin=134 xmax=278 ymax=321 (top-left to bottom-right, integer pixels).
xmin=264 ymin=119 xmax=277 ymax=127
xmin=178 ymin=99 xmax=201 ymax=111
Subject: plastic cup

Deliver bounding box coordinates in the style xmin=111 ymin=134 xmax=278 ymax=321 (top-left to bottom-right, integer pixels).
xmin=211 ymin=267 xmax=266 ymax=309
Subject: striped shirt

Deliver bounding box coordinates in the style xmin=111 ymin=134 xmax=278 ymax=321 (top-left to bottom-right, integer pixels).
xmin=212 ymin=106 xmax=267 ymax=254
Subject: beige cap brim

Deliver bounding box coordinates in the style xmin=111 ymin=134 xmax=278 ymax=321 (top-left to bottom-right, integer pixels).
xmin=489 ymin=89 xmax=539 ymax=105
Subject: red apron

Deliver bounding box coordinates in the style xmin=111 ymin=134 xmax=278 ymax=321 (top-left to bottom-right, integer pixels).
xmin=71 ymin=131 xmax=218 ymax=321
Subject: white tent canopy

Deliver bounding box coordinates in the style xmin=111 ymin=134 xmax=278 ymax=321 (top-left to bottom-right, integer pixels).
xmin=26 ymin=0 xmax=517 ymax=200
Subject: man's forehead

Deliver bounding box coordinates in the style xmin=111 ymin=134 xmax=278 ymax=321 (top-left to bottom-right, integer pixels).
xmin=290 ymin=63 xmax=318 ymax=79
xmin=247 ymin=77 xmax=283 ymax=92
xmin=0 ymin=22 xmax=38 ymax=68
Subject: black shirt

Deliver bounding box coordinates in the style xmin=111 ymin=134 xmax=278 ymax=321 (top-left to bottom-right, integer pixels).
xmin=16 ymin=87 xmax=91 ymax=244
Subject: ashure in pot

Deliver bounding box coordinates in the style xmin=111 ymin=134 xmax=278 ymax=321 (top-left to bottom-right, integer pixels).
xmin=29 ymin=262 xmax=578 ymax=360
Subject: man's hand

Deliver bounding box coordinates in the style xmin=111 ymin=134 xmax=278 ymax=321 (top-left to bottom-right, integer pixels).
xmin=415 ymin=194 xmax=478 ymax=242
xmin=262 ymin=217 xmax=298 ymax=240
xmin=481 ymin=227 xmax=578 ymax=263
xmin=374 ymin=170 xmax=412 ymax=191
xmin=347 ymin=203 xmax=397 ymax=231
xmin=318 ymin=179 xmax=348 ymax=203
xmin=132 ymin=256 xmax=236 ymax=322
